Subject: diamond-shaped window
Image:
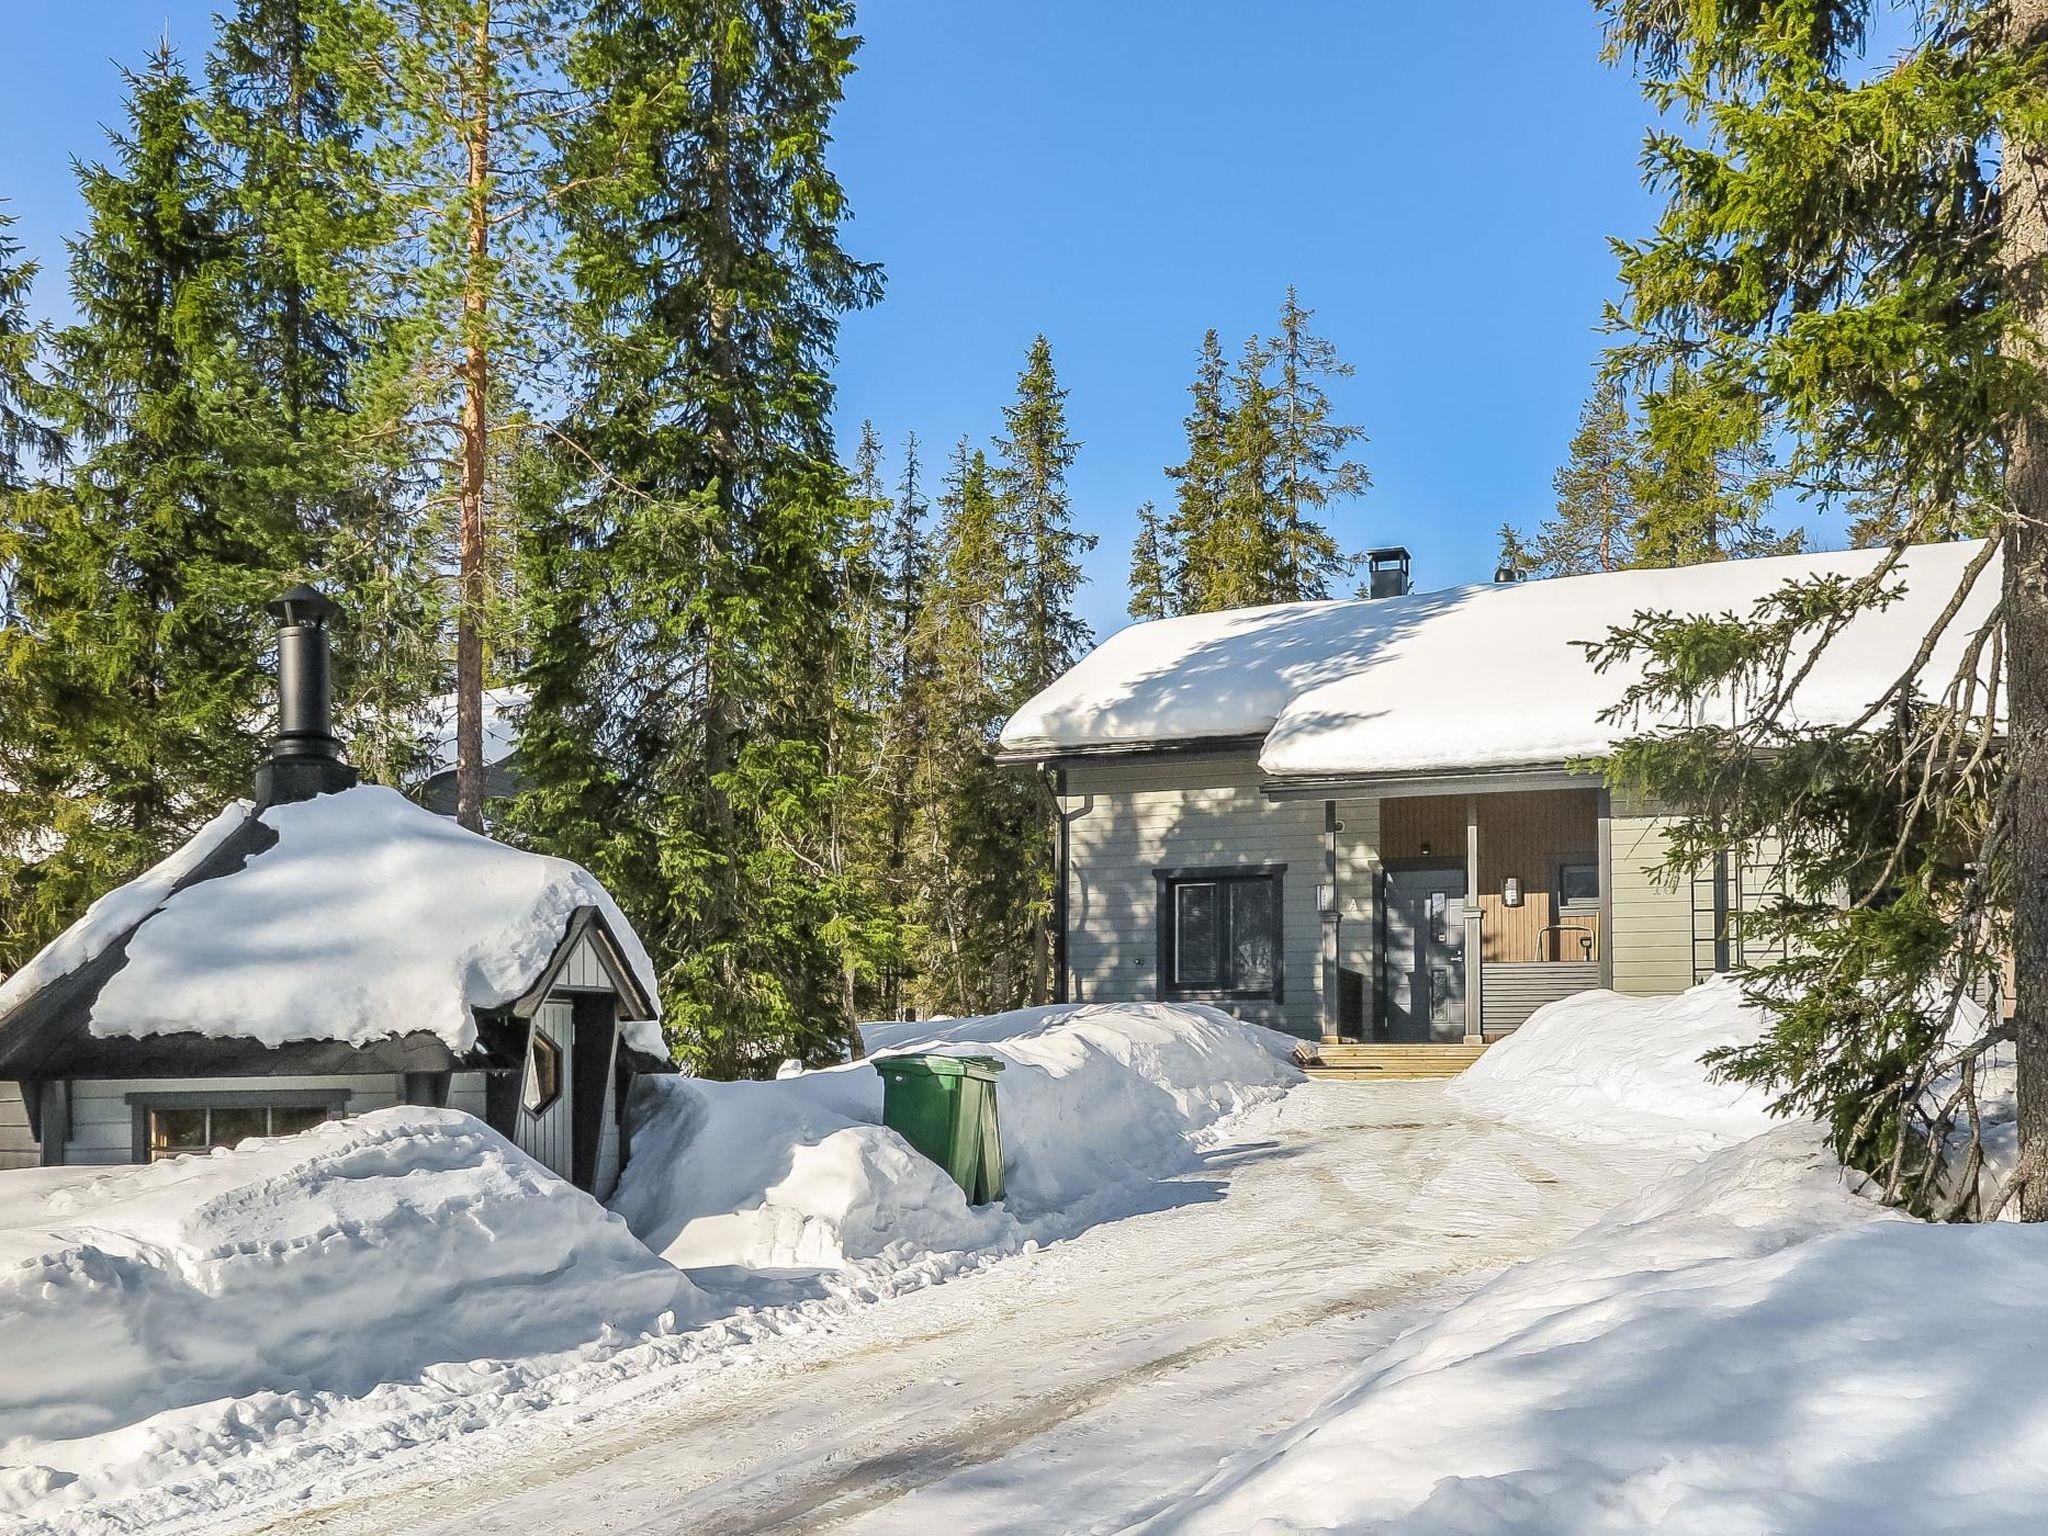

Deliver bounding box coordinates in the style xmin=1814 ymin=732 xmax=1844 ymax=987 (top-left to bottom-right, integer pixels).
xmin=522 ymin=1030 xmax=563 ymax=1117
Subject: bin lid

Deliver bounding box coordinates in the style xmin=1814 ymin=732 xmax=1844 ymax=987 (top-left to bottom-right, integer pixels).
xmin=872 ymin=1051 xmax=1004 ymax=1079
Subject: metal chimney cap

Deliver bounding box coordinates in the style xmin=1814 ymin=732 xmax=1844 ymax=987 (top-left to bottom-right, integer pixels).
xmin=267 ymin=584 xmax=339 ymax=628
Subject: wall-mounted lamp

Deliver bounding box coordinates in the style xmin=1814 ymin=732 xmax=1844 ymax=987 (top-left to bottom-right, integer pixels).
xmin=1316 ymin=881 xmax=1339 ymax=918
xmin=1502 ymin=876 xmax=1523 ymax=908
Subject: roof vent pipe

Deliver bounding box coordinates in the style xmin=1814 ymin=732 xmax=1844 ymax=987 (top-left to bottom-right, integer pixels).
xmin=1365 ymin=546 xmax=1412 ymax=599
xmin=255 ymin=584 xmax=359 ymax=808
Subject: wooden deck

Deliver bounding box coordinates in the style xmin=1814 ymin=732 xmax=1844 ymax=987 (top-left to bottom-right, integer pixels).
xmin=1301 ymin=1042 xmax=1490 ymax=1082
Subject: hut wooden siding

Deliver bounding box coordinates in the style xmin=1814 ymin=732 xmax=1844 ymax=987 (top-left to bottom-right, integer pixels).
xmin=514 ymin=1000 xmax=576 ymax=1180
xmin=0 ymin=1081 xmax=36 ymax=1169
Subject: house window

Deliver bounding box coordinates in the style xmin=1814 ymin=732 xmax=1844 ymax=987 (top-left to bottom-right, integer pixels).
xmin=135 ymin=1098 xmax=343 ymax=1162
xmin=1559 ymin=862 xmax=1600 ymax=907
xmin=1157 ymin=870 xmax=1282 ymax=1000
xmin=523 ymin=1030 xmax=563 ymax=1116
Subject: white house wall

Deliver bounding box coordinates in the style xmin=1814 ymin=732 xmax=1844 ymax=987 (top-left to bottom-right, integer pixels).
xmin=1608 ymin=798 xmax=1698 ymax=997
xmin=61 ymin=1073 xmax=406 ymax=1166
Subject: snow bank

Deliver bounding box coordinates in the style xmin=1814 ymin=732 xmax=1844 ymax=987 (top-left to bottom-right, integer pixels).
xmin=1447 ymin=977 xmax=1780 ymax=1151
xmin=0 ymin=1109 xmax=702 ymax=1467
xmin=613 ymin=1002 xmax=1301 ymax=1272
xmin=1144 ymin=1121 xmax=2048 ymax=1536
xmin=84 ymin=785 xmax=665 ymax=1055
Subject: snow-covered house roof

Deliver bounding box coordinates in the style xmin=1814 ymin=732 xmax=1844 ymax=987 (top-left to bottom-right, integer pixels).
xmin=0 ymin=785 xmax=667 ymax=1080
xmin=1000 ymin=540 xmax=1999 ymax=780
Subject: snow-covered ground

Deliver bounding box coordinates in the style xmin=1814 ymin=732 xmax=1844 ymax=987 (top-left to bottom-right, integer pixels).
xmin=8 ymin=984 xmax=2044 ymax=1535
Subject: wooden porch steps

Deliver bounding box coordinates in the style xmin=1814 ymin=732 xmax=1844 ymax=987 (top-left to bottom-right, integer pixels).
xmin=1300 ymin=1042 xmax=1490 ymax=1082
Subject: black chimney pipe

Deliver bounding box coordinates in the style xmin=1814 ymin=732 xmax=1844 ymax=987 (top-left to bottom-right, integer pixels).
xmin=255 ymin=584 xmax=358 ymax=808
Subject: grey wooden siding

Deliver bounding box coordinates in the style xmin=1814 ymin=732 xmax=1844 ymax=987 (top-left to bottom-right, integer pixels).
xmin=513 ymin=999 xmax=575 ymax=1180
xmin=0 ymin=1080 xmax=37 ymax=1169
xmin=556 ymin=934 xmax=612 ymax=990
xmin=1060 ymin=758 xmax=1700 ymax=1040
xmin=1061 ymin=753 xmax=1371 ymax=1039
xmin=1608 ymin=798 xmax=1697 ymax=996
xmin=447 ymin=1069 xmax=489 ymax=1121
xmin=1482 ymin=961 xmax=1604 ymax=1032
xmin=62 ymin=1073 xmax=403 ymax=1165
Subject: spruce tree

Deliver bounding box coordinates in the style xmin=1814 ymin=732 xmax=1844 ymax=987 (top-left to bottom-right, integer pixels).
xmin=1165 ymin=328 xmax=1229 ymax=610
xmin=875 ymin=431 xmax=931 ymax=1017
xmin=992 ymin=334 xmax=1092 ymax=1002
xmin=1535 ymin=373 xmax=1638 ymax=576
xmin=1193 ymin=334 xmax=1285 ymax=611
xmin=1494 ymin=522 xmax=1534 ymax=582
xmin=1266 ymin=286 xmax=1367 ymax=598
xmin=515 ymin=0 xmax=881 ymax=1074
xmin=0 ymin=209 xmax=55 ymax=496
xmin=1128 ymin=500 xmax=1177 ymax=620
xmin=1629 ymin=364 xmax=1799 ymax=567
xmin=993 ymin=335 xmax=1094 ymax=699
xmin=907 ymin=441 xmax=1035 ymax=1014
xmin=0 ymin=48 xmax=303 ymax=964
xmin=1593 ymin=0 xmax=2044 ymax=1213
xmin=205 ymin=0 xmax=442 ymax=787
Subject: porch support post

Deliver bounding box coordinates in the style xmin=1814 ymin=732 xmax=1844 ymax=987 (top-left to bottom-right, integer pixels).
xmin=1320 ymin=800 xmax=1340 ymax=1044
xmin=1596 ymin=787 xmax=1615 ymax=990
xmin=1464 ymin=795 xmax=1484 ymax=1044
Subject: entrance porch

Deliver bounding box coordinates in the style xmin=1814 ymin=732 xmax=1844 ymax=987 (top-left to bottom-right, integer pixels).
xmin=1319 ymin=785 xmax=1609 ymax=1049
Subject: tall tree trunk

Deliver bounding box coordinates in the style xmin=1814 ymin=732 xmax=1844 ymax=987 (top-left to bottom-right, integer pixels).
xmin=454 ymin=0 xmax=491 ymax=833
xmin=2003 ymin=0 xmax=2048 ymax=1219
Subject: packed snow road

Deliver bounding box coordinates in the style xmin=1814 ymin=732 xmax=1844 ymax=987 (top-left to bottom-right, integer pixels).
xmin=221 ymin=1083 xmax=1681 ymax=1536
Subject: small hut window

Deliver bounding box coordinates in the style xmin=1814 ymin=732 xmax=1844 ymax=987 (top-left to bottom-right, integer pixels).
xmin=141 ymin=1100 xmax=340 ymax=1161
xmin=523 ymin=1030 xmax=563 ymax=1116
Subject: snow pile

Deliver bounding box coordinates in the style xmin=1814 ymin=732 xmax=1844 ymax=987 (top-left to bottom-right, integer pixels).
xmin=613 ymin=1002 xmax=1301 ymax=1272
xmin=0 ymin=1110 xmax=702 ymax=1478
xmin=1447 ymin=977 xmax=1781 ymax=1151
xmin=81 ymin=785 xmax=664 ymax=1055
xmin=1000 ymin=540 xmax=1995 ymax=778
xmin=1144 ymin=1122 xmax=2048 ymax=1536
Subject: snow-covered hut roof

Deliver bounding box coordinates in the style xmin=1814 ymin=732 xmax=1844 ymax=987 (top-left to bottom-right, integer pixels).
xmin=999 ymin=540 xmax=1999 ymax=779
xmin=0 ymin=785 xmax=667 ymax=1078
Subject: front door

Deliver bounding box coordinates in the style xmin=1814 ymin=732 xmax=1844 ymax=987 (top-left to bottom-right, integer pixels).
xmin=1382 ymin=866 xmax=1467 ymax=1042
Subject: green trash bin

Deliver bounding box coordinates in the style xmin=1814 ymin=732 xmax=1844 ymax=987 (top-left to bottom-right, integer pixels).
xmin=874 ymin=1053 xmax=1006 ymax=1204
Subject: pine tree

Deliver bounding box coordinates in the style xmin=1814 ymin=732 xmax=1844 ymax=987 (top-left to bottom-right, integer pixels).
xmin=0 ymin=48 xmax=304 ymax=965
xmin=514 ymin=0 xmax=881 ymax=1075
xmin=1165 ymin=327 xmax=1229 ymax=611
xmin=1266 ymin=287 xmax=1366 ymax=598
xmin=1128 ymin=500 xmax=1177 ymax=620
xmin=357 ymin=0 xmax=568 ymax=830
xmin=875 ymin=431 xmax=931 ymax=1017
xmin=1535 ymin=373 xmax=1638 ymax=575
xmin=1594 ymin=0 xmax=2041 ymax=1213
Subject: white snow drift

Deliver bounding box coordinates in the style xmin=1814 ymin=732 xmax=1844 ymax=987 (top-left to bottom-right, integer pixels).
xmin=12 ymin=784 xmax=666 ymax=1055
xmin=0 ymin=1110 xmax=702 ymax=1470
xmin=1447 ymin=977 xmax=1781 ymax=1151
xmin=613 ymin=1001 xmax=1302 ymax=1272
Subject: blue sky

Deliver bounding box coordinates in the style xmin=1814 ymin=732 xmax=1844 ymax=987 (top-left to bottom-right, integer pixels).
xmin=0 ymin=2 xmax=1823 ymax=638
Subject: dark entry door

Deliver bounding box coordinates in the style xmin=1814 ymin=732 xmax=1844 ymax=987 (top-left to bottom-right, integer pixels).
xmin=1382 ymin=866 xmax=1467 ymax=1042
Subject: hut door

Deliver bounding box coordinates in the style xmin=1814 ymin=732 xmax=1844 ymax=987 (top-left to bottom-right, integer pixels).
xmin=515 ymin=999 xmax=576 ymax=1181
xmin=1382 ymin=866 xmax=1467 ymax=1042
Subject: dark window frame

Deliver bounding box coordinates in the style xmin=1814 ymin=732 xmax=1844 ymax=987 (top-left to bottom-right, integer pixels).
xmin=1153 ymin=864 xmax=1285 ymax=1003
xmin=125 ymin=1088 xmax=351 ymax=1164
xmin=523 ymin=1029 xmax=564 ymax=1118
xmin=1557 ymin=859 xmax=1601 ymax=907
